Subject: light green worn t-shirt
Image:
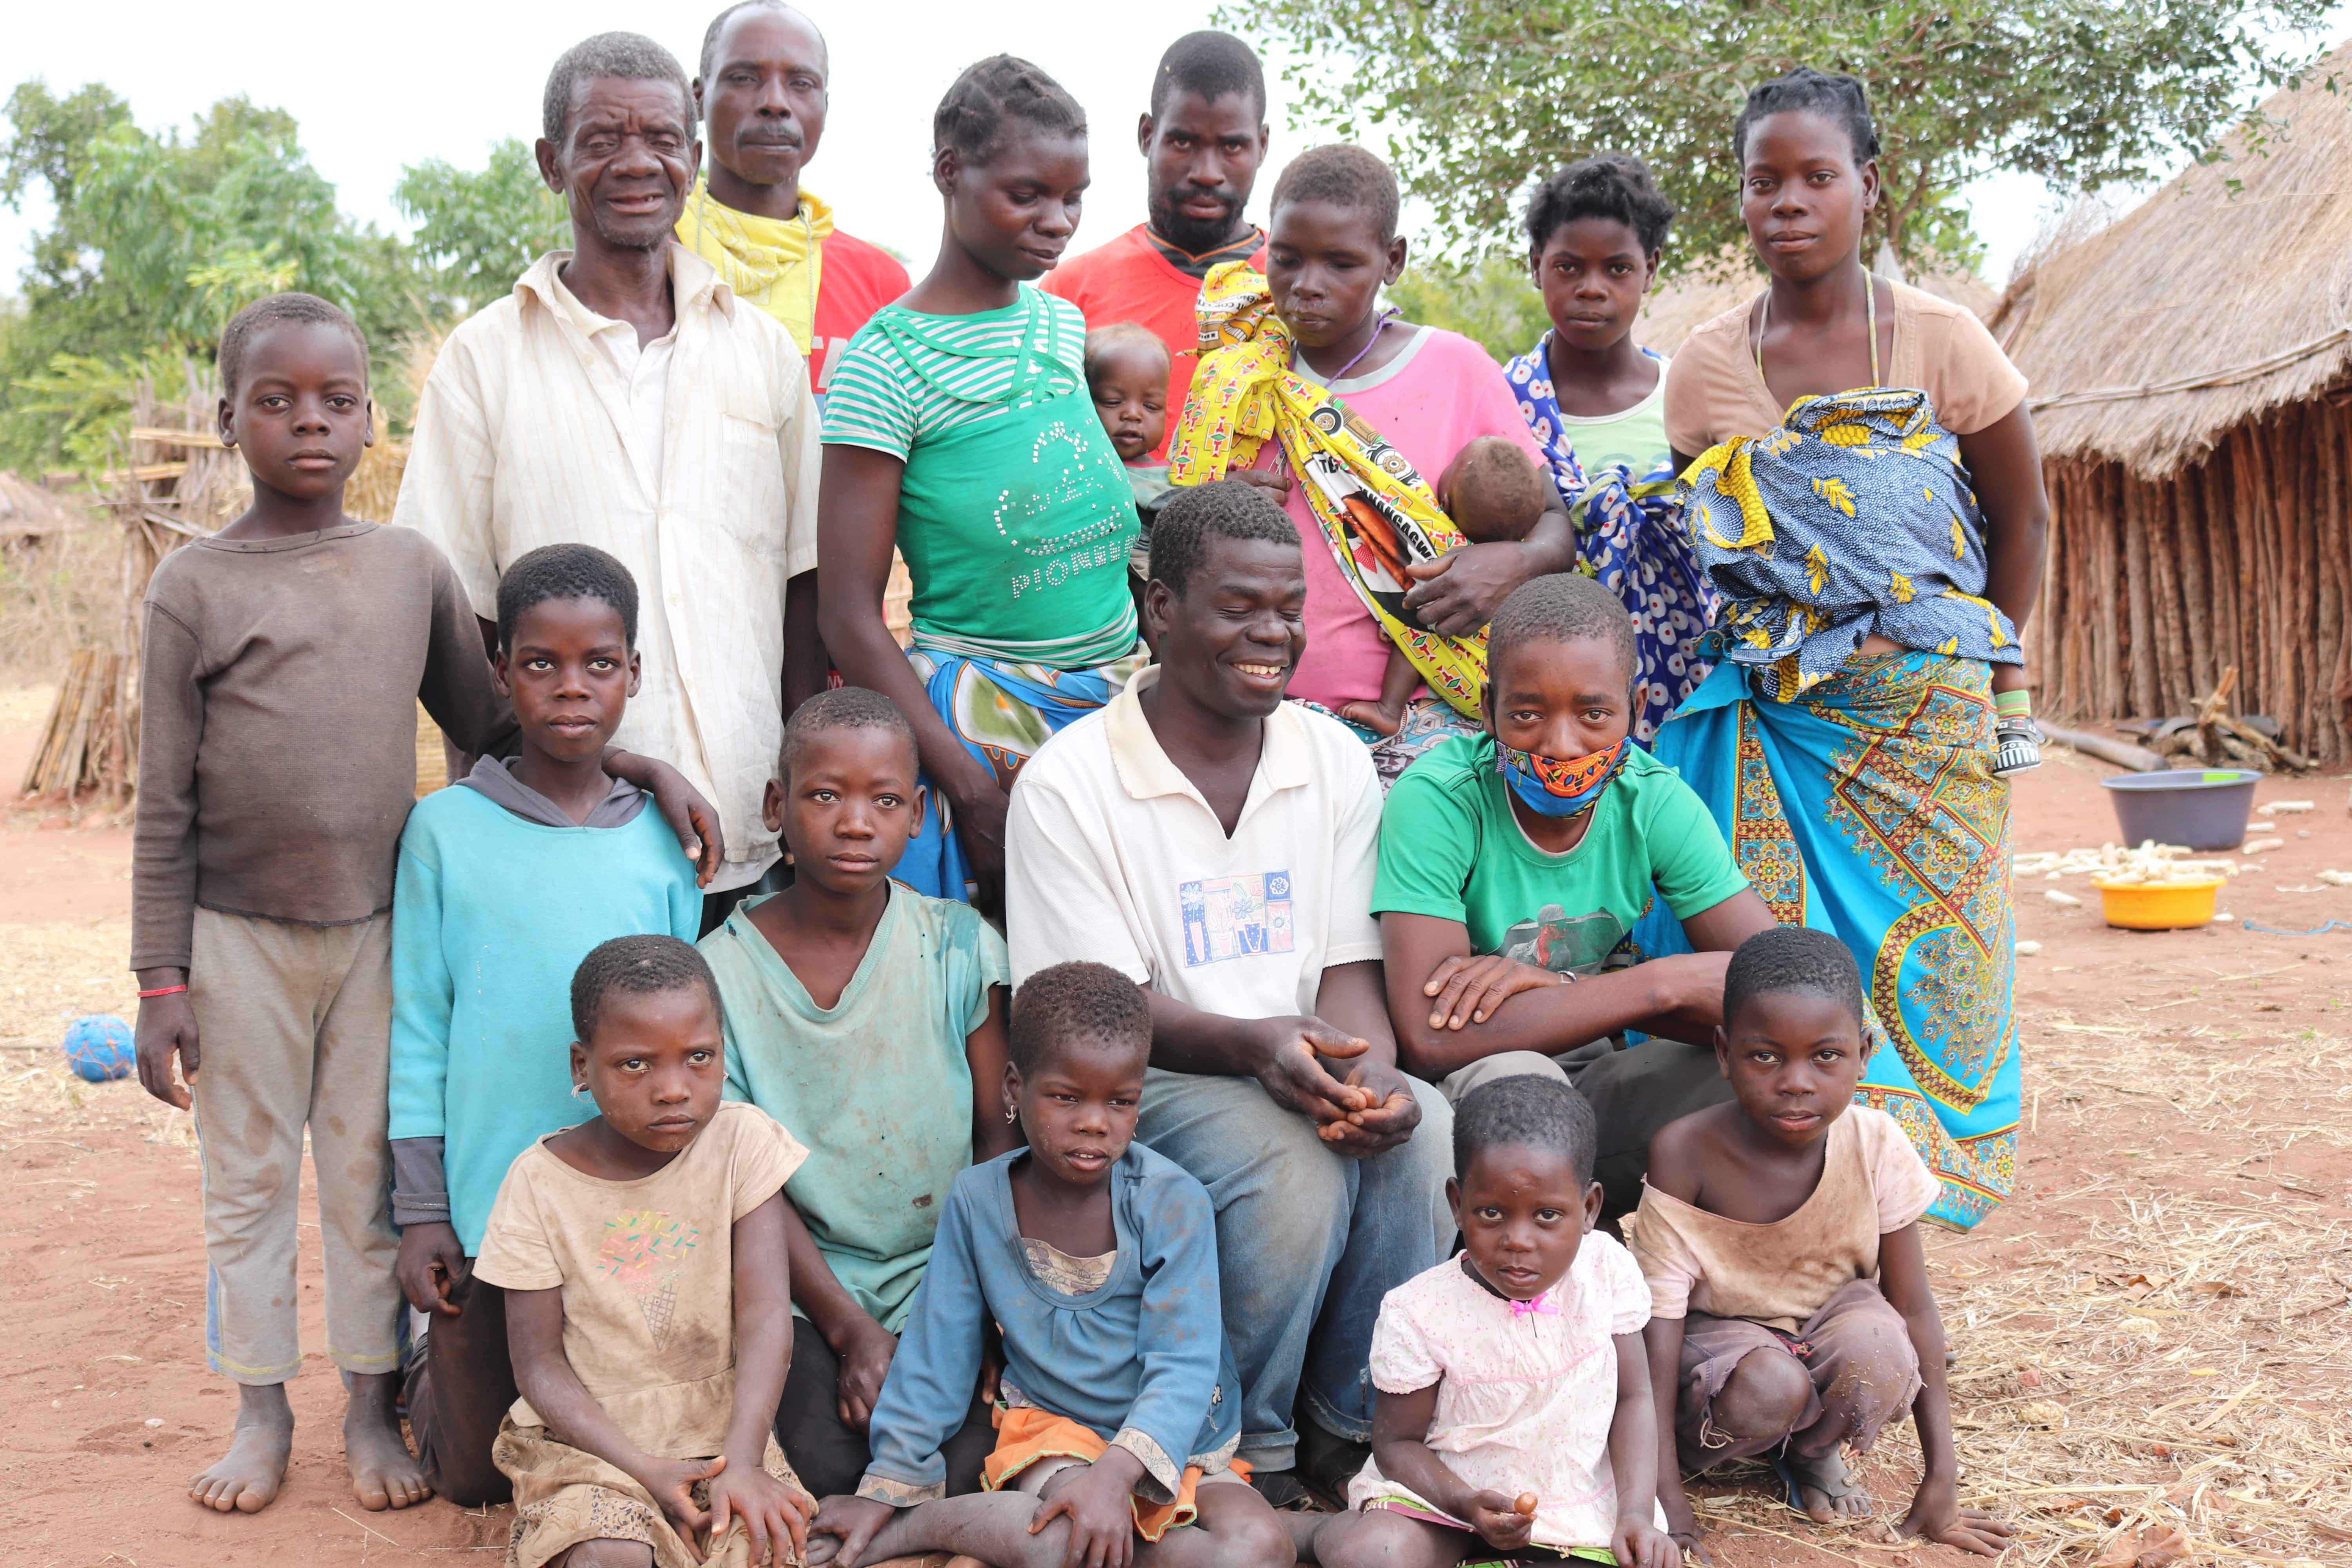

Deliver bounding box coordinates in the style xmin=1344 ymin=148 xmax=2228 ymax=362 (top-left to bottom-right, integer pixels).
xmin=1555 ymin=350 xmax=1674 ymax=477
xmin=703 ymin=884 xmax=1009 ymax=1332
xmin=1372 ymin=733 xmax=1747 ymax=971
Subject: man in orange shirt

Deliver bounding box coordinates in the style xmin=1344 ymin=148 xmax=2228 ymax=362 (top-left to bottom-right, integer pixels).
xmin=1044 ymin=31 xmax=1271 ymax=459
xmin=679 ymin=0 xmax=911 ymax=401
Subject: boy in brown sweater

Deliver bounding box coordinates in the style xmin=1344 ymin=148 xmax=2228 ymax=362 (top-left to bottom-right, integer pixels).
xmin=131 ymin=293 xmax=718 ymax=1517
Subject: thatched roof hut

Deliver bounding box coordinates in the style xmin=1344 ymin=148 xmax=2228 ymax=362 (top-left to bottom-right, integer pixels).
xmin=0 ymin=470 xmax=78 ymax=547
xmin=1995 ymin=42 xmax=2352 ymax=759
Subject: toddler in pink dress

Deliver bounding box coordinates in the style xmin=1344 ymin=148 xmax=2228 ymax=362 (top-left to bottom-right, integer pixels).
xmin=1302 ymin=1075 xmax=1673 ymax=1568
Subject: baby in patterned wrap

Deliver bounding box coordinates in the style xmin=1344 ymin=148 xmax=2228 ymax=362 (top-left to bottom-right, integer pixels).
xmin=472 ymin=935 xmax=813 ymax=1568
xmin=1341 ymin=438 xmax=1552 ymax=738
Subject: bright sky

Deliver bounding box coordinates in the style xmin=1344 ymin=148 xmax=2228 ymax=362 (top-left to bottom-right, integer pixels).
xmin=0 ymin=0 xmax=2252 ymax=305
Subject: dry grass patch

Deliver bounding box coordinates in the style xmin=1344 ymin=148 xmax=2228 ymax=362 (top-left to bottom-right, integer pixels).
xmin=1928 ymin=1195 xmax=2348 ymax=1567
xmin=1682 ymin=1014 xmax=2349 ymax=1567
xmin=0 ymin=916 xmax=137 ymax=1046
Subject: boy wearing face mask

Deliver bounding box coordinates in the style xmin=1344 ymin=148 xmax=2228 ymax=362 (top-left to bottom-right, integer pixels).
xmin=1370 ymin=574 xmax=1777 ymax=1220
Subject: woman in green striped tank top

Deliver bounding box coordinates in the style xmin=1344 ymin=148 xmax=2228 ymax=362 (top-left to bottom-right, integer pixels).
xmin=817 ymin=56 xmax=1143 ymax=910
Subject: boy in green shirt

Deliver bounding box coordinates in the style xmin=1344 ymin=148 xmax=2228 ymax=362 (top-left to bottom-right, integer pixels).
xmin=1374 ymin=573 xmax=1776 ymax=1216
xmin=698 ymin=686 xmax=1019 ymax=1498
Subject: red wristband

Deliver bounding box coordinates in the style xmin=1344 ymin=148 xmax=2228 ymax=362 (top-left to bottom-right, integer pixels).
xmin=138 ymin=984 xmax=189 ymax=998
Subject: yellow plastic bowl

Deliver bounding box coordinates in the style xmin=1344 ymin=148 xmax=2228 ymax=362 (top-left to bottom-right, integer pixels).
xmin=2092 ymin=877 xmax=2225 ymax=931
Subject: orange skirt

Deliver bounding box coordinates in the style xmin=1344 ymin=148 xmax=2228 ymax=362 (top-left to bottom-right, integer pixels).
xmin=981 ymin=1407 xmax=1247 ymax=1542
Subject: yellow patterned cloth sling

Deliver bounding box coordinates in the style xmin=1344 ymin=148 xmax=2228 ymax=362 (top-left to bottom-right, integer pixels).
xmin=1167 ymin=261 xmax=1486 ymax=718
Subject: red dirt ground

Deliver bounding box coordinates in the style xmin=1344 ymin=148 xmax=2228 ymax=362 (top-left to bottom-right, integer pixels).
xmin=2 ymin=720 xmax=2346 ymax=1568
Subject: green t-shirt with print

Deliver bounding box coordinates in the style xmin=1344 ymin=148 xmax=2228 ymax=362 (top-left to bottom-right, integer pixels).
xmin=1372 ymin=734 xmax=1748 ymax=971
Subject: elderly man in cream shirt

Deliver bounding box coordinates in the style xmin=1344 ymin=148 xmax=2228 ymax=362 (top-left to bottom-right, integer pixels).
xmin=397 ymin=30 xmax=823 ymax=926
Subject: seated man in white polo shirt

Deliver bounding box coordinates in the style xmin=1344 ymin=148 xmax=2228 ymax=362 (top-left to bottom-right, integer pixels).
xmin=1005 ymin=479 xmax=1452 ymax=1506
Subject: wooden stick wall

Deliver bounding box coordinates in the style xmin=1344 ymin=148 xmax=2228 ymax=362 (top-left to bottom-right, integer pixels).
xmin=2040 ymin=396 xmax=2352 ymax=762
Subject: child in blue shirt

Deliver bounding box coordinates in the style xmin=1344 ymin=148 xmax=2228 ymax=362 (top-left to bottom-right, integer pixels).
xmin=387 ymin=543 xmax=703 ymax=1506
xmin=808 ymin=962 xmax=1295 ymax=1568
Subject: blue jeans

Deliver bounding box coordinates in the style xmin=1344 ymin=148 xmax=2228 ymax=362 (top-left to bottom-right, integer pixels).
xmin=1135 ymin=1065 xmax=1454 ymax=1469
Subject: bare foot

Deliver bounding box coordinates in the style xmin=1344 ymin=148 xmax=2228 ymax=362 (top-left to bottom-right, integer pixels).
xmin=191 ymin=1382 xmax=294 ymax=1513
xmin=345 ymin=1369 xmax=431 ymax=1510
xmin=1786 ymin=1447 xmax=1873 ymax=1524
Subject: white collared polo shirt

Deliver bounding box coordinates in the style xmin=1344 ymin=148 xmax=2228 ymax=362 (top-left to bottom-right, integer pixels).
xmin=1005 ymin=667 xmax=1384 ymax=1017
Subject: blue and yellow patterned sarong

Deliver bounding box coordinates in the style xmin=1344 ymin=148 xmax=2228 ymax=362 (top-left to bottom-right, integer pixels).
xmin=894 ymin=642 xmax=1147 ymax=902
xmin=1684 ymin=387 xmax=2022 ymax=701
xmin=1637 ymin=388 xmax=2022 ymax=1229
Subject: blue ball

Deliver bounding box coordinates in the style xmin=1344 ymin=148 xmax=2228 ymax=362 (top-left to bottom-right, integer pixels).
xmin=62 ymin=1013 xmax=135 ymax=1083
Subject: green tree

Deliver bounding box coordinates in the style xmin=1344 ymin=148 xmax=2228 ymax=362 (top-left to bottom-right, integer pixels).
xmin=1 ymin=80 xmax=131 ymax=214
xmin=1227 ymin=0 xmax=2337 ymax=271
xmin=394 ymin=138 xmax=567 ymax=318
xmin=69 ymin=98 xmax=391 ymax=343
xmin=1387 ymin=252 xmax=1552 ymax=363
xmin=0 ymin=85 xmax=421 ymax=471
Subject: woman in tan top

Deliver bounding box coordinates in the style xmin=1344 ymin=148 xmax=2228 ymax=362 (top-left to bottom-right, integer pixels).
xmin=1632 ymin=68 xmax=2033 ymax=1248
xmin=1661 ymin=67 xmax=2048 ymax=773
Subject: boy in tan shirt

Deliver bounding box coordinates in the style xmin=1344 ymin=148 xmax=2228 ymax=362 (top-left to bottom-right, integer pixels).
xmin=1629 ymin=927 xmax=2009 ymax=1559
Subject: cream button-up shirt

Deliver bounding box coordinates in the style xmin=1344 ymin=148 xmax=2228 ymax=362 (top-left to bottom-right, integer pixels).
xmin=396 ymin=245 xmax=820 ymax=887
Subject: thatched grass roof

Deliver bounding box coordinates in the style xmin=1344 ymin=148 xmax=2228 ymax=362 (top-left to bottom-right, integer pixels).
xmin=0 ymin=471 xmax=80 ymax=541
xmin=1996 ymin=40 xmax=2352 ymax=479
xmin=1635 ymin=250 xmax=1996 ymax=354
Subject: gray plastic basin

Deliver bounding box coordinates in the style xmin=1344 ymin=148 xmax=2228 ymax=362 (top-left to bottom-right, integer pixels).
xmin=2099 ymin=769 xmax=2260 ymax=852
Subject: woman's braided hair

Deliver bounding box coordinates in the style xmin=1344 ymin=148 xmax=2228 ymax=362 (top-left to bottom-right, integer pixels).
xmin=1731 ymin=66 xmax=1880 ymax=165
xmin=933 ymin=54 xmax=1087 ymax=164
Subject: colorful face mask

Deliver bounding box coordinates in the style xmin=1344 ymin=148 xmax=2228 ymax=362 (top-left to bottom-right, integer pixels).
xmin=1496 ymin=737 xmax=1630 ymax=819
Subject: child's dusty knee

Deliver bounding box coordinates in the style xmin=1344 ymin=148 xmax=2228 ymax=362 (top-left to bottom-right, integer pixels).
xmin=1315 ymin=1509 xmax=1425 ymax=1568
xmin=1206 ymin=1511 xmax=1303 ymax=1568
xmin=1819 ymin=1298 xmax=1920 ymax=1378
xmin=1819 ymin=1325 xmax=1921 ymax=1417
xmin=1715 ymin=1345 xmax=1812 ymax=1432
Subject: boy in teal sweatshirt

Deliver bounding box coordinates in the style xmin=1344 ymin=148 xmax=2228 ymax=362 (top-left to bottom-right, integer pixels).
xmin=387 ymin=543 xmax=702 ymax=1505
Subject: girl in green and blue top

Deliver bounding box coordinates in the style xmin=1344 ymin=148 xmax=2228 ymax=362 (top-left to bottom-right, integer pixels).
xmin=817 ymin=56 xmax=1142 ymax=908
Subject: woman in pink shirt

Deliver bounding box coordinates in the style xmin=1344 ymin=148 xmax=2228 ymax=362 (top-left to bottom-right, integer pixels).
xmin=1169 ymin=145 xmax=1572 ymax=782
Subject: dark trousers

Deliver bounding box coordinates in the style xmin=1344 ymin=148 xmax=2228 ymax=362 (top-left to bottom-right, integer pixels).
xmin=1571 ymin=1039 xmax=1740 ymax=1221
xmin=1443 ymin=1039 xmax=1738 ymax=1223
xmin=402 ymin=1270 xmax=517 ymax=1506
xmin=777 ymin=1318 xmax=995 ymax=1499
